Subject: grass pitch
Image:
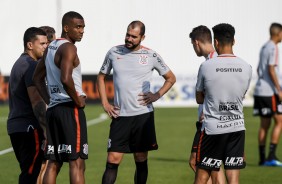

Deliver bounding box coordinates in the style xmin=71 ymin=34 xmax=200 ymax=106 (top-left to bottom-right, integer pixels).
xmin=0 ymin=105 xmax=281 ymax=183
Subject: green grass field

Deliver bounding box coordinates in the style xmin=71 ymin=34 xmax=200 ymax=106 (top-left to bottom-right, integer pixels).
xmin=0 ymin=105 xmax=282 ymax=183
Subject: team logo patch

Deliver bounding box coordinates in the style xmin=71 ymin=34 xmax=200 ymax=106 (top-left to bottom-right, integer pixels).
xmin=139 ymin=55 xmax=148 ymax=65
xmin=83 ymin=144 xmax=88 ymax=155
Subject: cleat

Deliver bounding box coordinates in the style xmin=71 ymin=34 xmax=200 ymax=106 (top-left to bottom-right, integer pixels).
xmin=263 ymin=159 xmax=282 ymax=167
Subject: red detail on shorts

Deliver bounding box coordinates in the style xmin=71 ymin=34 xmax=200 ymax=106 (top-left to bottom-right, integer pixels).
xmin=74 ymin=107 xmax=81 ymax=152
xmin=197 ymin=131 xmax=205 ymax=162
xmin=28 ymin=129 xmax=40 ymax=174
xmin=272 ymin=95 xmax=277 ymax=112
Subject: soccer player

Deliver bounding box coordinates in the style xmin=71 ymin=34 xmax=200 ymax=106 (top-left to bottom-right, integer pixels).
xmin=189 ymin=25 xmax=225 ymax=184
xmin=7 ymin=27 xmax=48 ymax=184
xmin=194 ymin=23 xmax=252 ymax=184
xmin=39 ymin=26 xmax=56 ymax=45
xmin=97 ymin=20 xmax=176 ymax=184
xmin=33 ymin=11 xmax=87 ymax=184
xmin=253 ymin=23 xmax=282 ymax=166
xmin=37 ymin=25 xmax=56 ymax=184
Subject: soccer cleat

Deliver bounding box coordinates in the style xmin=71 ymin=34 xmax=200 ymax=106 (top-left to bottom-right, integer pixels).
xmin=263 ymin=159 xmax=282 ymax=167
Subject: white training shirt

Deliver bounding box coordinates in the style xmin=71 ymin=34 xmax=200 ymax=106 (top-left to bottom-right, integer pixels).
xmin=196 ymin=54 xmax=252 ymax=135
xmin=45 ymin=39 xmax=86 ymax=108
xmin=100 ymin=45 xmax=170 ymax=116
xmin=254 ymin=40 xmax=279 ymax=96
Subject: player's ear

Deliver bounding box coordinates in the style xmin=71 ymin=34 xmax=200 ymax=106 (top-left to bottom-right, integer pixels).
xmin=27 ymin=42 xmax=33 ymax=50
xmin=141 ymin=35 xmax=145 ymax=41
xmin=63 ymin=25 xmax=69 ymax=33
xmin=213 ymin=39 xmax=218 ymax=48
xmin=232 ymin=39 xmax=235 ymax=46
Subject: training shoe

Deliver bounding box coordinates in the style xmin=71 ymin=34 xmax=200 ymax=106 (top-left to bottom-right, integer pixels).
xmin=263 ymin=159 xmax=282 ymax=167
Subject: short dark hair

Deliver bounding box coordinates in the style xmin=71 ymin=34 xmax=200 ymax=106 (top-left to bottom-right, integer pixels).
xmin=39 ymin=26 xmax=55 ymax=43
xmin=127 ymin=21 xmax=145 ymax=36
xmin=212 ymin=23 xmax=235 ymax=45
xmin=62 ymin=11 xmax=84 ymax=27
xmin=23 ymin=27 xmax=46 ymax=50
xmin=270 ymin=23 xmax=282 ymax=36
xmin=189 ymin=25 xmax=212 ymax=43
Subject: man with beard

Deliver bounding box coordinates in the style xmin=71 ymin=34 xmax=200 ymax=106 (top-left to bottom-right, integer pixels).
xmin=97 ymin=20 xmax=176 ymax=184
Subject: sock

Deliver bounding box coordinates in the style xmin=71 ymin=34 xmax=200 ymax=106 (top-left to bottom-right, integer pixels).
xmin=102 ymin=162 xmax=119 ymax=184
xmin=267 ymin=143 xmax=277 ymax=160
xmin=134 ymin=160 xmax=148 ymax=184
xmin=259 ymin=145 xmax=265 ymax=164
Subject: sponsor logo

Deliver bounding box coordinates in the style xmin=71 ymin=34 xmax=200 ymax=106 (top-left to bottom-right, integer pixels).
xmin=108 ymin=139 xmax=112 ymax=148
xmin=48 ymin=45 xmax=58 ymax=50
xmin=217 ymin=120 xmax=244 ymax=128
xmin=47 ymin=145 xmax=54 ymax=154
xmin=219 ymin=115 xmax=242 ymax=121
xmin=58 ymin=144 xmax=72 ymax=154
xmin=225 ymin=157 xmax=244 ymax=166
xmin=101 ymin=58 xmax=110 ymax=71
xmin=201 ymin=157 xmax=222 ymax=168
xmin=139 ymin=55 xmax=148 ymax=65
xmin=219 ymin=102 xmax=239 ymax=111
xmin=216 ymin=68 xmax=242 ymax=72
xmin=157 ymin=57 xmax=167 ymax=69
xmin=83 ymin=144 xmax=88 ymax=155
xmin=261 ymin=108 xmax=271 ymax=115
xmin=50 ymin=85 xmax=61 ymax=94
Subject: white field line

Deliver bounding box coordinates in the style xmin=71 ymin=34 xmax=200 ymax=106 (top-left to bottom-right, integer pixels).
xmin=0 ymin=113 xmax=108 ymax=156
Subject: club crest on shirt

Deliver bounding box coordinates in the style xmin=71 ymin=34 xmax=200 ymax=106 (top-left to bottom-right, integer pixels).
xmin=139 ymin=55 xmax=148 ymax=65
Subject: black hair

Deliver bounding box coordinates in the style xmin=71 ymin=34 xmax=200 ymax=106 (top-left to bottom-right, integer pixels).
xmin=62 ymin=11 xmax=84 ymax=27
xmin=212 ymin=23 xmax=235 ymax=45
xmin=23 ymin=27 xmax=46 ymax=50
xmin=189 ymin=25 xmax=212 ymax=43
xmin=127 ymin=20 xmax=146 ymax=36
xmin=270 ymin=23 xmax=282 ymax=36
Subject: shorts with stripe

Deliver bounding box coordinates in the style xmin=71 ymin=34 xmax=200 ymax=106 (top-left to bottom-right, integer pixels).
xmin=253 ymin=95 xmax=282 ymax=117
xmin=191 ymin=121 xmax=202 ymax=153
xmin=10 ymin=128 xmax=45 ymax=184
xmin=196 ymin=130 xmax=246 ymax=171
xmin=107 ymin=112 xmax=158 ymax=153
xmin=45 ymin=102 xmax=88 ymax=162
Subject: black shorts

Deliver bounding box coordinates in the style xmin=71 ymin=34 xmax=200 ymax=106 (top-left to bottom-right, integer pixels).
xmin=107 ymin=112 xmax=158 ymax=153
xmin=191 ymin=121 xmax=202 ymax=153
xmin=196 ymin=130 xmax=246 ymax=171
xmin=253 ymin=95 xmax=282 ymax=117
xmin=46 ymin=102 xmax=88 ymax=162
xmin=10 ymin=128 xmax=45 ymax=184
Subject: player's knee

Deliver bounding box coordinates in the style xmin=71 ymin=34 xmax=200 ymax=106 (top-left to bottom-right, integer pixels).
xmin=134 ymin=152 xmax=148 ymax=162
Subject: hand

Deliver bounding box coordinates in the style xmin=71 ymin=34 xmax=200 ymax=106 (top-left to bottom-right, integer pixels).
xmin=77 ymin=95 xmax=86 ymax=108
xmin=189 ymin=152 xmax=197 ymax=172
xmin=103 ymin=103 xmax=120 ymax=118
xmin=138 ymin=92 xmax=160 ymax=106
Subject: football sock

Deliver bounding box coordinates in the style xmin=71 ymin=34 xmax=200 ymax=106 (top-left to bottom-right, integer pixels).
xmin=134 ymin=160 xmax=148 ymax=184
xmin=102 ymin=162 xmax=119 ymax=184
xmin=259 ymin=145 xmax=265 ymax=164
xmin=267 ymin=143 xmax=277 ymax=160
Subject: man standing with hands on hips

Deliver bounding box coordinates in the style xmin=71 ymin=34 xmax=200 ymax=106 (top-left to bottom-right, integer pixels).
xmin=98 ymin=20 xmax=176 ymax=184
